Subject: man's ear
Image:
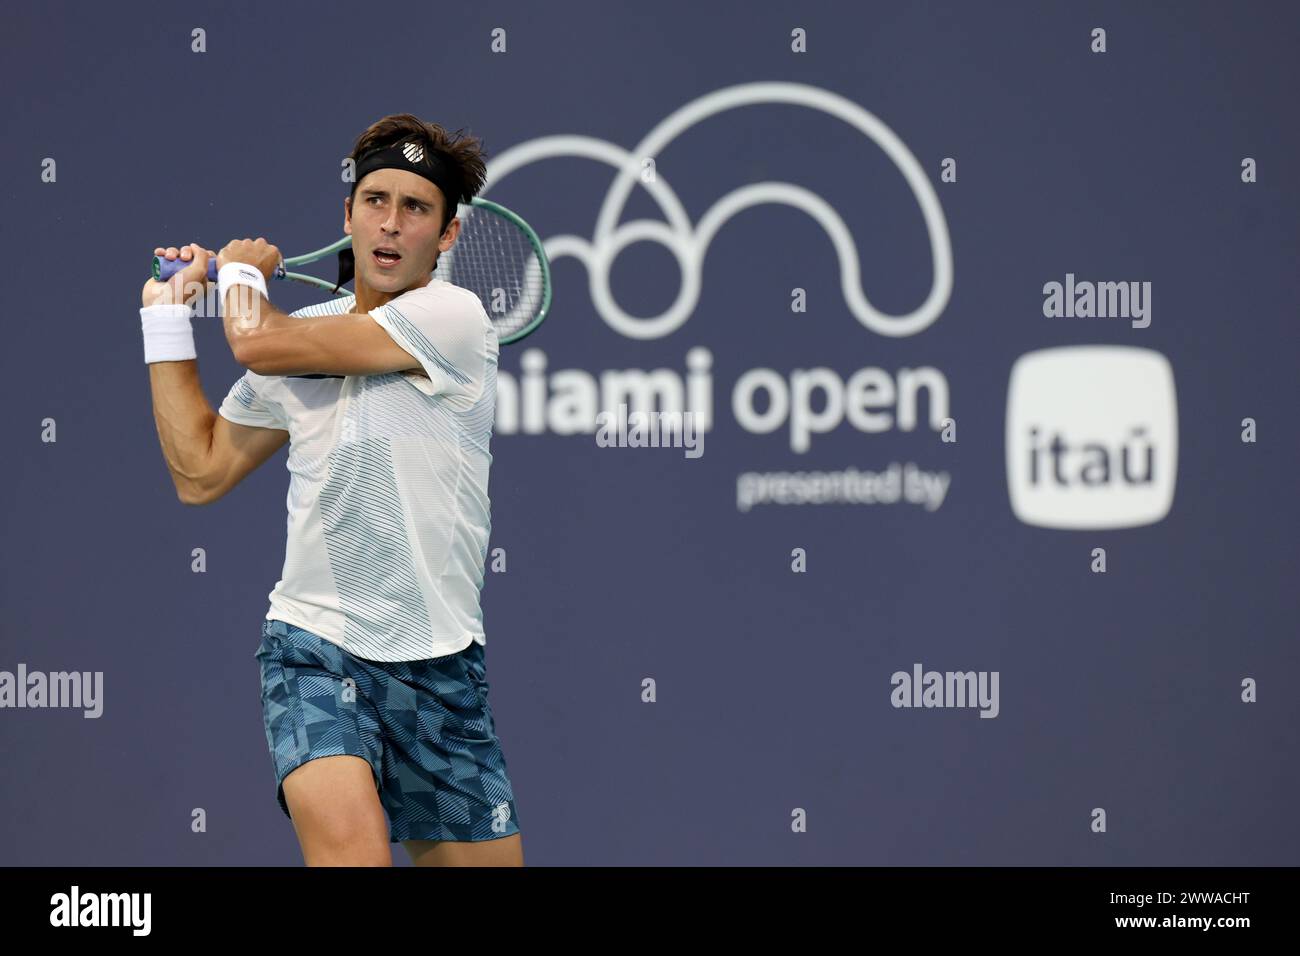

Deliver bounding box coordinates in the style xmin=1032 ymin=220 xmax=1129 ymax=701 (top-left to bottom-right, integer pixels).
xmin=438 ymin=216 xmax=460 ymax=252
xmin=343 ymin=196 xmax=352 ymax=236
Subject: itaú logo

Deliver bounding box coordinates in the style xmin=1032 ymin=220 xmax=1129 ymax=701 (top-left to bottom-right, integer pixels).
xmin=1005 ymin=347 xmax=1179 ymax=530
xmin=480 ymin=81 xmax=954 ymax=340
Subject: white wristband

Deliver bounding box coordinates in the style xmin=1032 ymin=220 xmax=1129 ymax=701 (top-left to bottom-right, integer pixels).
xmin=217 ymin=262 xmax=269 ymax=304
xmin=140 ymin=302 xmax=197 ymax=363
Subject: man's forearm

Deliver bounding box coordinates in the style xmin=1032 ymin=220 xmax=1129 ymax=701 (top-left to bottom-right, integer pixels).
xmin=222 ymin=289 xmax=293 ymax=368
xmin=148 ymin=358 xmax=217 ymax=502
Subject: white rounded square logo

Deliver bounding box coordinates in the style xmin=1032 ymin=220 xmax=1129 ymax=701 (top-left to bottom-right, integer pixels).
xmin=1006 ymin=346 xmax=1177 ymax=529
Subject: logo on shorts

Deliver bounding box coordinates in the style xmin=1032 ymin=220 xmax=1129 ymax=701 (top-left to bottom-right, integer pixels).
xmin=1006 ymin=346 xmax=1178 ymax=529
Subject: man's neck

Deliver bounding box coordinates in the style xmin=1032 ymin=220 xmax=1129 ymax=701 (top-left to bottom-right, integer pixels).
xmin=352 ymin=273 xmax=434 ymax=315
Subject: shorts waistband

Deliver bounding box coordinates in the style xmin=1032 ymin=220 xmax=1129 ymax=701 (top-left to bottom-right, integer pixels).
xmin=263 ymin=618 xmax=297 ymax=639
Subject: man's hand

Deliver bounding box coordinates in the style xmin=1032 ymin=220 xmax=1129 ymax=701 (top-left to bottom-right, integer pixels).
xmin=141 ymin=244 xmax=215 ymax=308
xmin=216 ymin=237 xmax=282 ymax=282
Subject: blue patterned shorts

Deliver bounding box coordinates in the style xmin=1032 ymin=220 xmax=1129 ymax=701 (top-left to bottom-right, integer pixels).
xmin=254 ymin=619 xmax=520 ymax=844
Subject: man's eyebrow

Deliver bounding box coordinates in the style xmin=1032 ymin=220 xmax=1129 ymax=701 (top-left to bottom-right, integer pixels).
xmin=359 ymin=188 xmax=436 ymax=205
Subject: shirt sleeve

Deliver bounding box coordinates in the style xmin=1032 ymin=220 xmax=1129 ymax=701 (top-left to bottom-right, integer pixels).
xmin=367 ymin=284 xmax=492 ymax=402
xmin=218 ymin=370 xmax=287 ymax=430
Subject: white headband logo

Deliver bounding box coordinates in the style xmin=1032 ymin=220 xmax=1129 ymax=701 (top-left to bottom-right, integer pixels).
xmin=402 ymin=142 xmax=425 ymax=164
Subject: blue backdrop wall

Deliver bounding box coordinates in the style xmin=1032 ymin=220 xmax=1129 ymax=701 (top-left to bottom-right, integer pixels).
xmin=1 ymin=0 xmax=1297 ymax=865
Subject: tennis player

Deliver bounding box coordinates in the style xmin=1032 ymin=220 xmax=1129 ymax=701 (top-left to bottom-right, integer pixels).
xmin=138 ymin=114 xmax=522 ymax=866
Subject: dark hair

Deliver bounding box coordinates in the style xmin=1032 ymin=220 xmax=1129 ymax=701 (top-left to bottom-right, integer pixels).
xmin=348 ymin=113 xmax=488 ymax=233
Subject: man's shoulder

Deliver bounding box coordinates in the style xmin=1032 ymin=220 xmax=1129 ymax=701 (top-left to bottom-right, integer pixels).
xmin=383 ymin=282 xmax=496 ymax=360
xmin=392 ymin=280 xmax=489 ymax=321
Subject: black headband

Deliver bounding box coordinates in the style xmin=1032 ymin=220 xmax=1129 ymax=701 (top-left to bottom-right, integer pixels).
xmin=350 ymin=140 xmax=465 ymax=209
xmin=335 ymin=139 xmax=464 ymax=292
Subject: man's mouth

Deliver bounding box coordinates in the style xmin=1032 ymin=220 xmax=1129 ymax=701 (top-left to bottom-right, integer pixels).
xmin=373 ymin=248 xmax=402 ymax=267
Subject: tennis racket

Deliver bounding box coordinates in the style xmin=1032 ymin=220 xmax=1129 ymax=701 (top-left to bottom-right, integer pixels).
xmin=151 ymin=198 xmax=552 ymax=345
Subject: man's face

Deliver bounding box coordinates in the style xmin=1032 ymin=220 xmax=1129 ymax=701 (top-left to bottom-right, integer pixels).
xmin=344 ymin=167 xmax=459 ymax=293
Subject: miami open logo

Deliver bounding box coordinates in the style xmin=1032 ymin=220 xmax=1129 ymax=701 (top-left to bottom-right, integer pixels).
xmin=479 ymin=81 xmax=953 ymax=340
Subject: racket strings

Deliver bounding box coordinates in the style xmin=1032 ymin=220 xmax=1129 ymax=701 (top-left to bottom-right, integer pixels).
xmin=435 ymin=206 xmax=546 ymax=341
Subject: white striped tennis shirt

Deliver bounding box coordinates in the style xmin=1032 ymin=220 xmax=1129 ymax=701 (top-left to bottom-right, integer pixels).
xmin=217 ymin=279 xmax=499 ymax=661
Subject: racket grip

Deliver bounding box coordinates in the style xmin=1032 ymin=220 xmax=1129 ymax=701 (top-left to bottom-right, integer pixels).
xmin=152 ymin=255 xmax=219 ymax=282
xmin=151 ymin=257 xmax=286 ymax=282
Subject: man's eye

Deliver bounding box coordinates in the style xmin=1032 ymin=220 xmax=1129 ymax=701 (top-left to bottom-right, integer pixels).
xmin=407 ymin=202 xmax=423 ymax=211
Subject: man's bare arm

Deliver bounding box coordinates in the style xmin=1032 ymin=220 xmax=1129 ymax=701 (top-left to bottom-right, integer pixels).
xmin=141 ymin=243 xmax=288 ymax=504
xmin=221 ymin=292 xmax=424 ymax=378
xmin=216 ymin=237 xmax=426 ymax=378
xmin=147 ymin=359 xmax=288 ymax=505
xmin=148 ymin=357 xmax=219 ymax=502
